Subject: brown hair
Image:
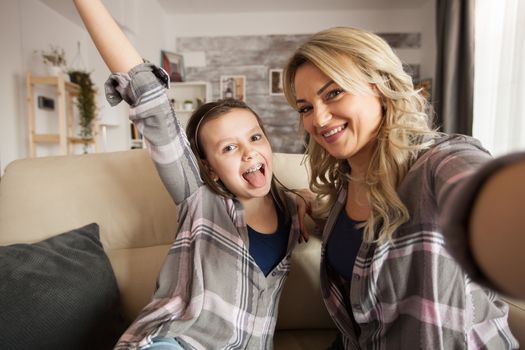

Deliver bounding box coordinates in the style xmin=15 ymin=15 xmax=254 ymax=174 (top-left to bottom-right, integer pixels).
xmin=185 ymin=98 xmax=293 ymax=222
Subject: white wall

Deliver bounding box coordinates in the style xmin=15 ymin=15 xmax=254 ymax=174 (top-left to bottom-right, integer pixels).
xmin=0 ymin=0 xmax=435 ymax=175
xmin=0 ymin=0 xmax=24 ymax=175
xmin=1 ymin=0 xmax=89 ymax=174
xmin=169 ymin=3 xmax=436 ymax=78
xmin=0 ymin=0 xmax=168 ymax=175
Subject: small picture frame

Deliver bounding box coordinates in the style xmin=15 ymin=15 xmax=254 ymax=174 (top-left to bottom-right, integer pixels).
xmin=220 ymin=75 xmax=246 ymax=101
xmin=160 ymin=50 xmax=185 ymax=82
xmin=269 ymin=69 xmax=284 ymax=96
xmin=414 ymin=78 xmax=432 ymax=103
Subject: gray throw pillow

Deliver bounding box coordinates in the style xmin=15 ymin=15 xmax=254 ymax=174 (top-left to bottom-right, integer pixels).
xmin=0 ymin=223 xmax=128 ymax=350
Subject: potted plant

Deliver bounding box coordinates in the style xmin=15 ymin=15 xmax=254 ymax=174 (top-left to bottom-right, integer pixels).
xmin=183 ymin=99 xmax=194 ymax=111
xmin=39 ymin=45 xmax=67 ymax=76
xmin=68 ymin=70 xmax=97 ymax=153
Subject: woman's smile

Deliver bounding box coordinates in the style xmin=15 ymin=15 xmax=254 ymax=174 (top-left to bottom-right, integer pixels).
xmin=319 ymin=123 xmax=348 ymax=144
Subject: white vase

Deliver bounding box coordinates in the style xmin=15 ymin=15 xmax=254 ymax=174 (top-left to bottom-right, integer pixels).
xmin=47 ymin=65 xmax=63 ymax=76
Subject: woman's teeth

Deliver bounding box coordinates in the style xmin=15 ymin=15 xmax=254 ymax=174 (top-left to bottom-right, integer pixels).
xmin=322 ymin=125 xmax=345 ymax=138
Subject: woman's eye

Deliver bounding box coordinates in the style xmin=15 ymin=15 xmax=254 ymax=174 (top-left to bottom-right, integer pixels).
xmin=251 ymin=134 xmax=262 ymax=142
xmin=297 ymin=105 xmax=312 ymax=115
xmin=223 ymin=144 xmax=236 ymax=153
xmin=325 ymin=88 xmax=344 ymax=100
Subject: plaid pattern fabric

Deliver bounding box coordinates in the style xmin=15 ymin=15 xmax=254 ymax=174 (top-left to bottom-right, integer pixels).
xmin=321 ymin=135 xmax=519 ymax=349
xmin=106 ymin=64 xmax=299 ymax=350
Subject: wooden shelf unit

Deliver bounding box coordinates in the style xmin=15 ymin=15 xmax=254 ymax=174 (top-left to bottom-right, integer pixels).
xmin=26 ymin=72 xmax=99 ymax=157
xmin=167 ymin=81 xmax=212 ymax=129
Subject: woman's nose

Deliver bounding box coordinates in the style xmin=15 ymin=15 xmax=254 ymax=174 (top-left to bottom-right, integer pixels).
xmin=313 ymin=106 xmax=332 ymax=128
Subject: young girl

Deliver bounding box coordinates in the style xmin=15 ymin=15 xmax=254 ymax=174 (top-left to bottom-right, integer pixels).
xmin=73 ymin=1 xmax=302 ymax=349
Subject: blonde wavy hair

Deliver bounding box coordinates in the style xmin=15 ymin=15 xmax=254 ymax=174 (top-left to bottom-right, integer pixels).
xmin=283 ymin=27 xmax=439 ymax=242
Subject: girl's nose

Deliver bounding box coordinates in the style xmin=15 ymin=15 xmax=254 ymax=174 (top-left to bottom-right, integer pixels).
xmin=242 ymin=149 xmax=257 ymax=161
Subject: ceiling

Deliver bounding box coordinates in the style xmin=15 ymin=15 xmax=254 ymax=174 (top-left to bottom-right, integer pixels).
xmin=39 ymin=0 xmax=428 ymax=28
xmin=157 ymin=0 xmax=427 ymax=15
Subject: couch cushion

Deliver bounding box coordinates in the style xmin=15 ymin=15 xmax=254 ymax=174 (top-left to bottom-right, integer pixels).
xmin=277 ymin=234 xmax=335 ymax=330
xmin=0 ymin=223 xmax=127 ymax=350
xmin=0 ymin=150 xmax=178 ymax=250
xmin=107 ymin=244 xmax=171 ymax=321
xmin=505 ymin=297 xmax=525 ymax=347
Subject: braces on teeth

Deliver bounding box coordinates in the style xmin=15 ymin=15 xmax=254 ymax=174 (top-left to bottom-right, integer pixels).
xmin=244 ymin=163 xmax=262 ymax=173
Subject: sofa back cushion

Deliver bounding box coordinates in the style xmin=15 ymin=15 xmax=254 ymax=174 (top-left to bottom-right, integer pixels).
xmin=0 ymin=149 xmax=177 ymax=249
xmin=0 ymin=150 xmax=335 ymax=330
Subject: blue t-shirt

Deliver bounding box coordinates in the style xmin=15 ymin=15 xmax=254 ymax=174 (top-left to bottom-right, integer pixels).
xmin=247 ymin=207 xmax=290 ymax=276
xmin=326 ymin=209 xmax=364 ymax=336
xmin=326 ymin=209 xmax=363 ymax=281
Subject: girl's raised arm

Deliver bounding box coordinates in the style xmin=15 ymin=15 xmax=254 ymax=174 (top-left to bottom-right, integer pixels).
xmin=74 ymin=0 xmax=204 ymax=205
xmin=74 ymin=0 xmax=141 ymax=73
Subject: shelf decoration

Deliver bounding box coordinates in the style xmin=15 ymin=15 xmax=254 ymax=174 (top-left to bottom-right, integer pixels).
xmin=161 ymin=50 xmax=185 ymax=82
xmin=68 ymin=42 xmax=97 ymax=153
xmin=37 ymin=45 xmax=67 ymax=76
xmin=220 ymin=75 xmax=246 ymax=101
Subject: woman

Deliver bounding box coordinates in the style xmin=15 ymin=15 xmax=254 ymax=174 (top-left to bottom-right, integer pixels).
xmin=283 ymin=26 xmax=519 ymax=349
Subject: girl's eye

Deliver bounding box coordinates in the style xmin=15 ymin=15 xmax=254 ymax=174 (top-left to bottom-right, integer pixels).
xmin=223 ymin=144 xmax=236 ymax=153
xmin=297 ymin=105 xmax=312 ymax=116
xmin=251 ymin=134 xmax=262 ymax=142
xmin=325 ymin=88 xmax=344 ymax=100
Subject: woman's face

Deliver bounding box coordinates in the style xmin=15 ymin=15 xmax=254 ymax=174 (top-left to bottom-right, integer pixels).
xmin=294 ymin=62 xmax=383 ymax=161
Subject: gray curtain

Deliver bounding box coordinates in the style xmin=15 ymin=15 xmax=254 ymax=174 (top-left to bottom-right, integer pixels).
xmin=434 ymin=0 xmax=476 ymax=134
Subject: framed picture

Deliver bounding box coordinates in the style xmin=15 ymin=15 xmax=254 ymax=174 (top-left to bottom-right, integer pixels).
xmin=220 ymin=75 xmax=246 ymax=101
xmin=160 ymin=50 xmax=185 ymax=82
xmin=269 ymin=69 xmax=284 ymax=95
xmin=414 ymin=78 xmax=432 ymax=103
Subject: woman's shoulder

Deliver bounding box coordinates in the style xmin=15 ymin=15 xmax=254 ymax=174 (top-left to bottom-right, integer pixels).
xmin=417 ymin=133 xmax=491 ymax=164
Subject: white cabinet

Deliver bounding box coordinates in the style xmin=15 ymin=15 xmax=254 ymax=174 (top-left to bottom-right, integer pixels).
xmin=167 ymin=81 xmax=212 ymax=129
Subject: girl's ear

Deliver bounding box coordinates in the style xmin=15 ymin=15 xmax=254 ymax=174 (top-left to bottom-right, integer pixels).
xmin=202 ymin=159 xmax=219 ymax=181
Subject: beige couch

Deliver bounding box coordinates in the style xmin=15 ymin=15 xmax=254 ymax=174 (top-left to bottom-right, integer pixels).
xmin=0 ymin=149 xmax=523 ymax=349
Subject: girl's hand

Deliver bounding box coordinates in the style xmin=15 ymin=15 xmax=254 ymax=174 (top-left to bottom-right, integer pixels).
xmin=295 ymin=188 xmax=316 ymax=243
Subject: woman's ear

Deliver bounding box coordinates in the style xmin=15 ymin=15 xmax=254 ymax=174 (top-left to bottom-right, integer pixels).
xmin=202 ymin=159 xmax=219 ymax=181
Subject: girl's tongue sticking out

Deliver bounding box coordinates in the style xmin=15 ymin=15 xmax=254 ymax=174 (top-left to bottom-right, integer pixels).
xmin=243 ymin=163 xmax=266 ymax=188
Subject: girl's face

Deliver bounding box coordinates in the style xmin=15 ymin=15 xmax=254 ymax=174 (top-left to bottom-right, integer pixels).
xmin=199 ymin=109 xmax=273 ymax=201
xmin=294 ymin=62 xmax=383 ymax=161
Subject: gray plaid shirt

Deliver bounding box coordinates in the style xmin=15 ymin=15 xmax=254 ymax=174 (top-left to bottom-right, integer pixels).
xmin=322 ymin=135 xmax=519 ymax=349
xmin=106 ymin=63 xmax=299 ymax=350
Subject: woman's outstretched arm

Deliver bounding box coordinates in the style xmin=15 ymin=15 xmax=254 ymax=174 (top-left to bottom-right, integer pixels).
xmin=442 ymin=151 xmax=525 ymax=299
xmin=469 ymin=157 xmax=525 ymax=298
xmin=73 ymin=0 xmax=141 ymax=72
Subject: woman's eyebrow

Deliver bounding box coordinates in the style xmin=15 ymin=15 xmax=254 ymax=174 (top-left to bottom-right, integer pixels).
xmin=296 ymin=80 xmax=335 ymax=104
xmin=317 ymin=80 xmax=335 ymax=95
